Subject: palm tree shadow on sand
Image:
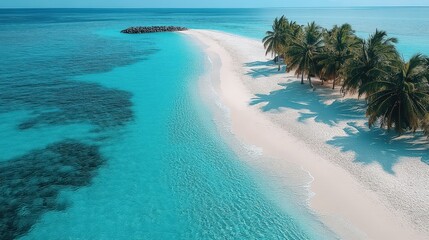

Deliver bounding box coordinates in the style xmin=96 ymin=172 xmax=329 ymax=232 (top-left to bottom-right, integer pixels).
xmin=244 ymin=60 xmax=286 ymax=78
xmin=328 ymin=123 xmax=429 ymax=174
xmin=250 ymin=81 xmax=429 ymax=174
xmin=250 ymin=81 xmax=366 ymax=126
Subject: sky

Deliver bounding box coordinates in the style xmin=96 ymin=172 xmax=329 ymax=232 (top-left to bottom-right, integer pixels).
xmin=1 ymin=0 xmax=428 ymax=8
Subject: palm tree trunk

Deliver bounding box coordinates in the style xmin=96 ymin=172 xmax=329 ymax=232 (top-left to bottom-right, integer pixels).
xmin=278 ymin=53 xmax=281 ymax=71
xmin=283 ymin=54 xmax=288 ymax=72
xmin=301 ymin=73 xmax=304 ymax=84
xmin=308 ymin=75 xmax=313 ymax=88
xmin=332 ymin=73 xmax=336 ymax=89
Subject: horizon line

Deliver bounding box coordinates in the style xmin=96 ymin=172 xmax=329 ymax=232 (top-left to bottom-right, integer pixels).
xmin=1 ymin=6 xmax=429 ymax=9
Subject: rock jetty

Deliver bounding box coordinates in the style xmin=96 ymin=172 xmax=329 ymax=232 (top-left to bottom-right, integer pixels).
xmin=121 ymin=26 xmax=188 ymax=34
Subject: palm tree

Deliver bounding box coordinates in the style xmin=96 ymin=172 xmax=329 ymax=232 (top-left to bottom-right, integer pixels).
xmin=421 ymin=57 xmax=429 ymax=137
xmin=317 ymin=24 xmax=361 ymax=89
xmin=365 ymin=54 xmax=429 ymax=133
xmin=342 ymin=30 xmax=400 ymax=97
xmin=286 ymin=22 xmax=324 ymax=88
xmin=263 ymin=16 xmax=288 ymax=71
xmin=422 ymin=114 xmax=429 ymax=137
xmin=282 ymin=20 xmax=303 ymax=69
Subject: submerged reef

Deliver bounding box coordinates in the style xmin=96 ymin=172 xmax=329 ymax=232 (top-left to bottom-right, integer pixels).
xmin=121 ymin=26 xmax=188 ymax=34
xmin=0 ymin=141 xmax=105 ymax=240
xmin=0 ymin=80 xmax=134 ymax=130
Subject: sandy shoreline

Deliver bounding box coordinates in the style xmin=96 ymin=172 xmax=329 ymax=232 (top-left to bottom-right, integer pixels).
xmin=182 ymin=29 xmax=429 ymax=239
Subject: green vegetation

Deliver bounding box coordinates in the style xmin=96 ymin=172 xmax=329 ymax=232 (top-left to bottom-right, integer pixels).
xmin=263 ymin=16 xmax=429 ymax=137
xmin=262 ymin=16 xmax=288 ymax=71
xmin=286 ymin=21 xmax=324 ymax=87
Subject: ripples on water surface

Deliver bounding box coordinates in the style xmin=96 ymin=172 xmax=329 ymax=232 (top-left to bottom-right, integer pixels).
xmin=1 ymin=8 xmax=429 ymax=239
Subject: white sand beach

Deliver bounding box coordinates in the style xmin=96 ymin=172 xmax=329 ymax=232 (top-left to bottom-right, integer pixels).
xmin=183 ymin=30 xmax=429 ymax=240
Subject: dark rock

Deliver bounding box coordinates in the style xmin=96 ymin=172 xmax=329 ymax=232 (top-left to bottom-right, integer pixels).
xmin=121 ymin=26 xmax=188 ymax=34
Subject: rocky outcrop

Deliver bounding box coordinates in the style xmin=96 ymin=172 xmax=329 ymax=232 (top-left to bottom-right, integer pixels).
xmin=121 ymin=26 xmax=188 ymax=34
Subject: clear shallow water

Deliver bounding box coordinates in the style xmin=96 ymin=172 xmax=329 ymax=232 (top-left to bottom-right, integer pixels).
xmin=17 ymin=33 xmax=320 ymax=240
xmin=0 ymin=8 xmax=428 ymax=239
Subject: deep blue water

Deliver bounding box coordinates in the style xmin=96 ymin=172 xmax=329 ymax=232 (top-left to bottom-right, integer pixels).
xmin=0 ymin=8 xmax=428 ymax=239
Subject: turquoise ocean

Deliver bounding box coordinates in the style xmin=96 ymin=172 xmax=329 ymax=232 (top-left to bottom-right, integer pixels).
xmin=0 ymin=8 xmax=428 ymax=239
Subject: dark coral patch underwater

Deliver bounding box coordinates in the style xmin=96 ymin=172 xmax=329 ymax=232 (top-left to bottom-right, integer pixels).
xmin=0 ymin=141 xmax=105 ymax=240
xmin=0 ymin=80 xmax=134 ymax=131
